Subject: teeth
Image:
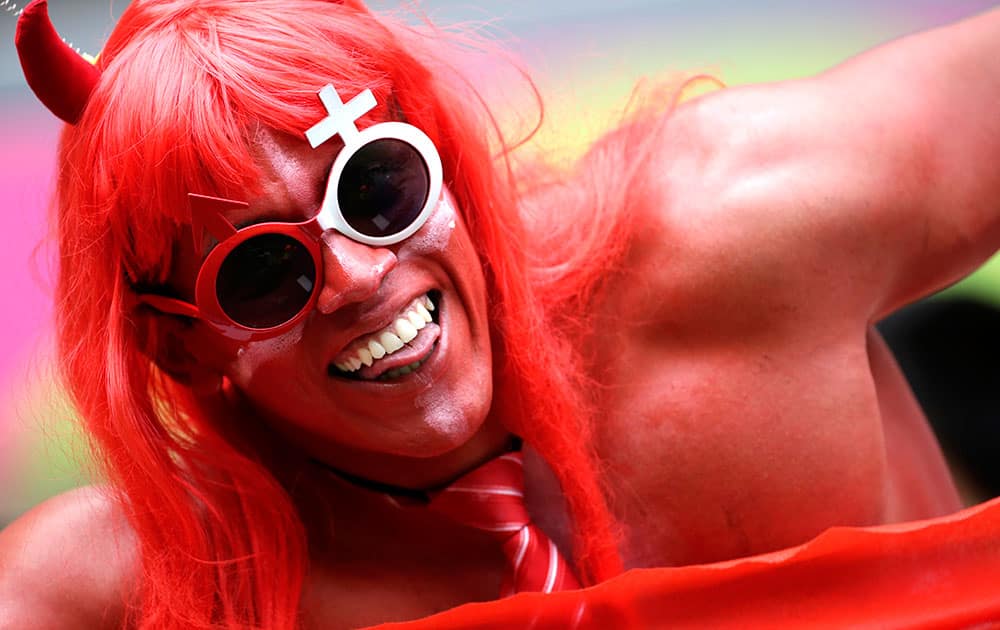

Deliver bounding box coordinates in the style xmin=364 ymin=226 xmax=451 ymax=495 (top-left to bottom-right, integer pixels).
xmin=380 ymin=356 xmax=429 ymax=381
xmin=379 ymin=331 xmax=404 ymax=353
xmin=368 ymin=340 xmax=386 ymax=359
xmin=358 ymin=347 xmax=373 ymax=367
xmin=395 ymin=318 xmax=418 ymax=343
xmin=332 ymin=293 xmax=437 ymax=375
xmin=407 ymin=311 xmax=426 ymax=330
xmin=415 ymin=303 xmax=432 ymax=323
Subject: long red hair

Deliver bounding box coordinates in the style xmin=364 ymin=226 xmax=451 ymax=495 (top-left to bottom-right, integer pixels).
xmin=53 ymin=0 xmax=639 ymax=626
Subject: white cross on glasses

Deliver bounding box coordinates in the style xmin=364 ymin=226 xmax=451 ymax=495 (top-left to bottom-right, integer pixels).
xmin=305 ymin=84 xmax=378 ymax=149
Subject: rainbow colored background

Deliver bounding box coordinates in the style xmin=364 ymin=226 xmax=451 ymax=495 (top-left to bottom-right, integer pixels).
xmin=2 ymin=0 xmax=998 ymax=526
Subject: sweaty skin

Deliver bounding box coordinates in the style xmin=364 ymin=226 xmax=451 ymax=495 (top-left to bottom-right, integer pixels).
xmin=2 ymin=8 xmax=1000 ymax=629
xmin=180 ymin=127 xmax=510 ymax=489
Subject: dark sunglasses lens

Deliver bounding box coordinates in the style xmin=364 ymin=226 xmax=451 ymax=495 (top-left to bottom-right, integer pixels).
xmin=338 ymin=138 xmax=430 ymax=238
xmin=216 ymin=233 xmax=316 ymax=329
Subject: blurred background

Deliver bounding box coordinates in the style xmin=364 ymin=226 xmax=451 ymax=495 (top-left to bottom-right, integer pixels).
xmin=1 ymin=0 xmax=999 ymax=528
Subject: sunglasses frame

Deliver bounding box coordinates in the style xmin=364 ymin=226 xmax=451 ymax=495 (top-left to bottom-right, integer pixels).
xmin=135 ymin=85 xmax=443 ymax=342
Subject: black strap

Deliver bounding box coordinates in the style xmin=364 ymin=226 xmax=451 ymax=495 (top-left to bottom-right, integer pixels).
xmin=310 ymin=436 xmax=523 ymax=504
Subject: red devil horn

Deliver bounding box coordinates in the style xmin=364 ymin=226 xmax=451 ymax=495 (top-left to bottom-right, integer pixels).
xmin=15 ymin=0 xmax=101 ymax=124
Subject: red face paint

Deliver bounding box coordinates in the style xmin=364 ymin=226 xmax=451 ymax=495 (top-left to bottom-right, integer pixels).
xmin=170 ymin=128 xmax=495 ymax=472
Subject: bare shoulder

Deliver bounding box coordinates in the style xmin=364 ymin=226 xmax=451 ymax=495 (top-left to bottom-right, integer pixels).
xmin=639 ymin=33 xmax=998 ymax=321
xmin=0 ymin=485 xmax=137 ymax=629
xmin=569 ymin=85 xmax=843 ymax=339
xmin=613 ymin=74 xmax=937 ymax=332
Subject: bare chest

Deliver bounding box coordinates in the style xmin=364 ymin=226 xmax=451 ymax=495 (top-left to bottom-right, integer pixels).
xmin=576 ymin=286 xmax=960 ymax=567
xmin=299 ymin=488 xmax=506 ymax=628
xmin=298 ymin=302 xmax=961 ymax=628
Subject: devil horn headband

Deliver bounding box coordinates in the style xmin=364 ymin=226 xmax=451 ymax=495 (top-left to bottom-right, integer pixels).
xmin=15 ymin=0 xmax=100 ymax=124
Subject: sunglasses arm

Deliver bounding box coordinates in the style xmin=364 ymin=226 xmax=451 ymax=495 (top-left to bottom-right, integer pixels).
xmin=136 ymin=293 xmax=202 ymax=320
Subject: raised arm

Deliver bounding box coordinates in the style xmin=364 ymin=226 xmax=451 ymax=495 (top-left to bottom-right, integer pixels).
xmin=657 ymin=7 xmax=1000 ymax=325
xmin=826 ymin=6 xmax=1000 ymax=316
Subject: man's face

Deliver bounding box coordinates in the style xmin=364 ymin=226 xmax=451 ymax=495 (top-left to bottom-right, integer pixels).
xmin=173 ymin=128 xmax=496 ymax=475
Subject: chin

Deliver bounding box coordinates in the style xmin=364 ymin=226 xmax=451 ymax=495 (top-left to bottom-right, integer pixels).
xmin=393 ymin=383 xmax=494 ymax=458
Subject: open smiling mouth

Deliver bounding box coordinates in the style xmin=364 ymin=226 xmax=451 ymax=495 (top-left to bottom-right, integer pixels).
xmin=327 ymin=291 xmax=442 ymax=382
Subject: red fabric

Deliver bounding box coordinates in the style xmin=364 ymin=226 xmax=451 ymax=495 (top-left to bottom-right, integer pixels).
xmin=429 ymin=452 xmax=581 ymax=596
xmin=15 ymin=0 xmax=100 ymax=124
xmin=377 ymin=496 xmax=1000 ymax=628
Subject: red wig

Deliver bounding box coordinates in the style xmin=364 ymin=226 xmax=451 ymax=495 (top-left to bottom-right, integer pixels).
xmin=47 ymin=0 xmax=669 ymax=625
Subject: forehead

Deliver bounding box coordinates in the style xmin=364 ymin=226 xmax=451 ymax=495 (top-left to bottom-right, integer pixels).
xmin=234 ymin=126 xmax=343 ymax=226
xmin=173 ymin=127 xmax=339 ymax=293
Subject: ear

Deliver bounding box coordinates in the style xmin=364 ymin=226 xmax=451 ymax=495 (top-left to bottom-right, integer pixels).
xmin=138 ymin=310 xmax=230 ymax=389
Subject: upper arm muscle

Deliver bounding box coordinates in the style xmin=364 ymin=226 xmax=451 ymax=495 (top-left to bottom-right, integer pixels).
xmin=657 ymin=8 xmax=1000 ymax=326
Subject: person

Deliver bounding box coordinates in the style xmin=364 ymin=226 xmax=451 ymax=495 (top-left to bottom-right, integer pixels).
xmin=0 ymin=0 xmax=998 ymax=627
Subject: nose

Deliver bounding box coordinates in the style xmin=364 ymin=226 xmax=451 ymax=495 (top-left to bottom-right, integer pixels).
xmin=316 ymin=231 xmax=397 ymax=314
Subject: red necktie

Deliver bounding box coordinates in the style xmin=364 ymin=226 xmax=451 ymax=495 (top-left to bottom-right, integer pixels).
xmin=429 ymin=451 xmax=582 ymax=597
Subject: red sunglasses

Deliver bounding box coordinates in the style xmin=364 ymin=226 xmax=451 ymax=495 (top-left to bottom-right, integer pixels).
xmin=135 ymin=85 xmax=443 ymax=341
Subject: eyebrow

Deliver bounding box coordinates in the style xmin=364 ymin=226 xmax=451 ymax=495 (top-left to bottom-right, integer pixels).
xmin=198 ymin=211 xmax=304 ymax=258
xmin=230 ymin=203 xmax=314 ymax=231
xmin=232 ymin=214 xmax=283 ymax=230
